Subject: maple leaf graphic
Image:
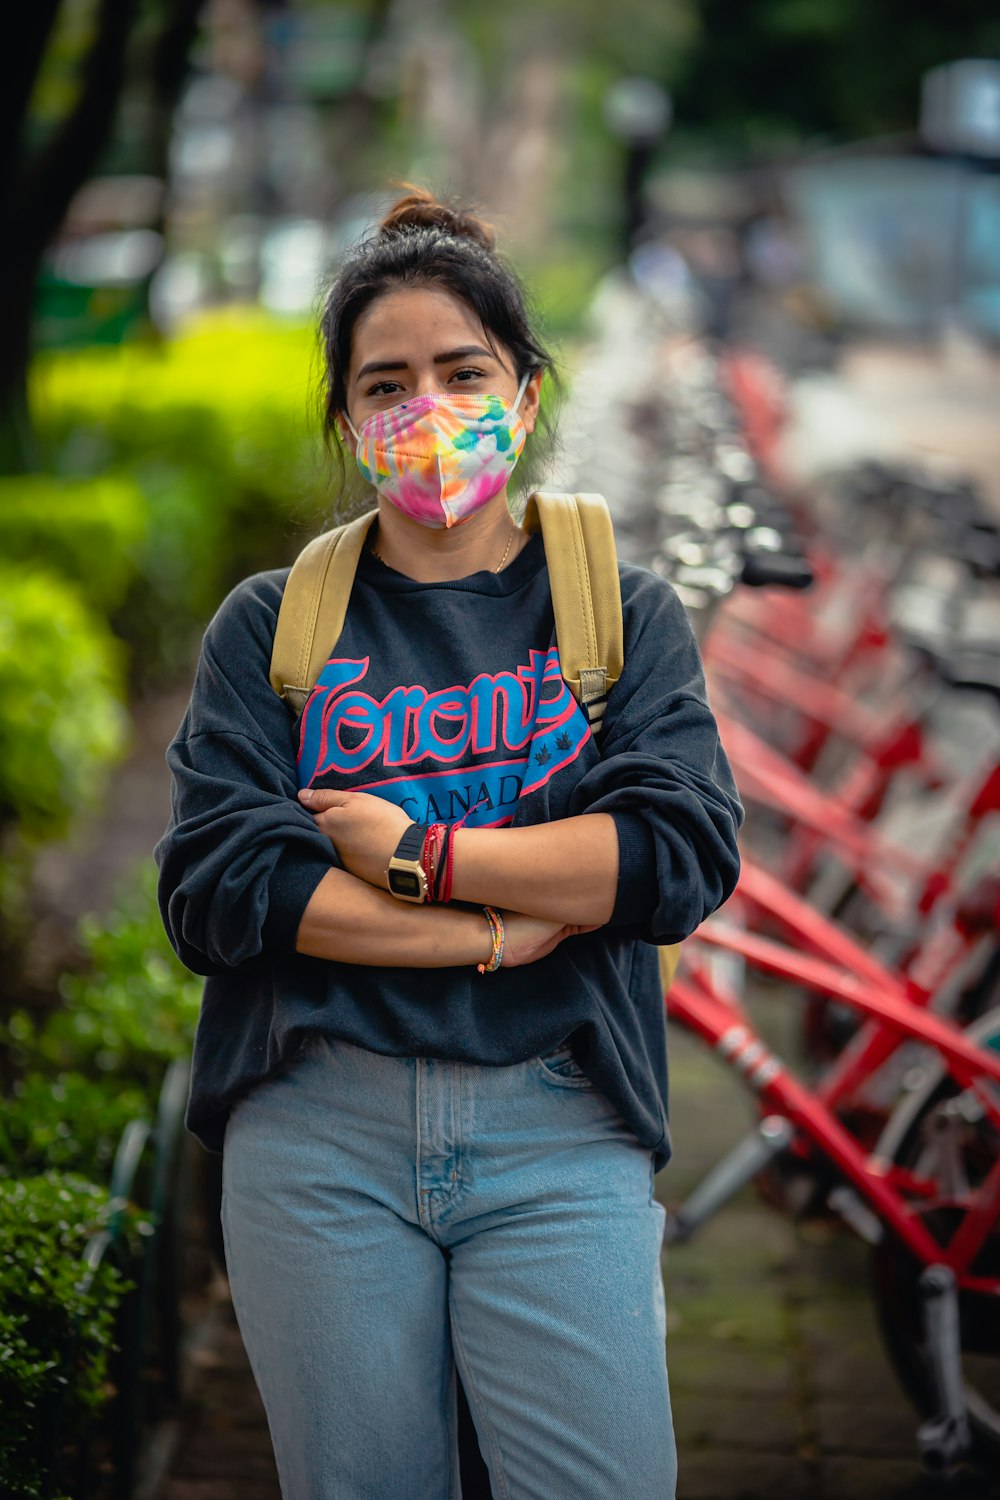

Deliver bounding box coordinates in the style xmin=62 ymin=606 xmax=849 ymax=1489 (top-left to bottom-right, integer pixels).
xmin=535 ymin=744 xmax=551 ymax=766
xmin=555 ymin=732 xmax=571 ymax=752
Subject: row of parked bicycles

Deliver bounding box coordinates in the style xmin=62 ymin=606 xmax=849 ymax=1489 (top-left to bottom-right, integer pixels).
xmin=628 ymin=326 xmax=1000 ymax=1477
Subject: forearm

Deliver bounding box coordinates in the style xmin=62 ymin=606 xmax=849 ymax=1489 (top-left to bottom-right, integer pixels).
xmin=295 ymin=867 xmax=494 ymax=966
xmin=450 ymin=813 xmax=619 ymax=925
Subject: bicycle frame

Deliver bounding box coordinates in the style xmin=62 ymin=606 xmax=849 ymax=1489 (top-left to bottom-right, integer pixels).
xmin=715 ymin=712 xmax=929 ymax=907
xmin=670 ymin=916 xmax=1000 ymax=1292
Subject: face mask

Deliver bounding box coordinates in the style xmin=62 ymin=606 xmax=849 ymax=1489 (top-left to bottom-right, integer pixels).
xmin=344 ymin=371 xmax=531 ymax=529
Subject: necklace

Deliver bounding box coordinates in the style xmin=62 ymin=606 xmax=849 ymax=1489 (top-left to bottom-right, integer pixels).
xmin=370 ymin=525 xmax=519 ymax=574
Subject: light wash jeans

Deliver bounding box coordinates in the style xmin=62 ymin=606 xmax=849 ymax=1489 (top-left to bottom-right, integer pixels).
xmin=221 ymin=1033 xmax=676 ymax=1500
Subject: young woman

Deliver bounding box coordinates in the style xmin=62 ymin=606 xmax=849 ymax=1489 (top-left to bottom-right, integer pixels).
xmin=155 ymin=188 xmax=743 ymax=1500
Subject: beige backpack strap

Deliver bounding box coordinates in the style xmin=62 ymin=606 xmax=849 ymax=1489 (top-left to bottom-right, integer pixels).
xmin=659 ymin=943 xmax=681 ymax=993
xmin=524 ymin=491 xmax=681 ymax=992
xmin=522 ymin=491 xmax=624 ymax=737
xmin=269 ymin=509 xmax=378 ymax=715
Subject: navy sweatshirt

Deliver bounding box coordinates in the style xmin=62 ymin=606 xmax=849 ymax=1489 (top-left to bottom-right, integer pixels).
xmin=154 ymin=532 xmax=743 ymax=1169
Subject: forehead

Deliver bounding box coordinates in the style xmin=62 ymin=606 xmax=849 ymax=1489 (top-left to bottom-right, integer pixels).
xmin=350 ymin=285 xmax=495 ymax=367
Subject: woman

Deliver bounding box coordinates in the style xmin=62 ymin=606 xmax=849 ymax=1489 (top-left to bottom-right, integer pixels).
xmin=155 ymin=188 xmax=743 ymax=1500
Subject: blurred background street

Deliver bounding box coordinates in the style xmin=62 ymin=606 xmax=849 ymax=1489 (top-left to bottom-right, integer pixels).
xmin=3 ymin=3 xmax=1000 ymax=1498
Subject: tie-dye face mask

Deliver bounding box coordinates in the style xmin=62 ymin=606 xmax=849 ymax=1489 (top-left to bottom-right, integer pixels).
xmin=344 ymin=371 xmax=531 ymax=529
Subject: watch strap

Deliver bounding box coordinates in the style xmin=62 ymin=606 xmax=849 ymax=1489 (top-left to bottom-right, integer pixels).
xmin=392 ymin=823 xmax=427 ymax=862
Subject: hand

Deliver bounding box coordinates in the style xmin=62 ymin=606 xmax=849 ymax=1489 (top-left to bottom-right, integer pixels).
xmin=497 ymin=910 xmax=603 ymax=968
xmin=297 ymin=787 xmax=413 ymax=889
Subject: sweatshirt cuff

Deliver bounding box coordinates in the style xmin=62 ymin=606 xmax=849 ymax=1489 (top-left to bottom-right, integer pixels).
xmin=261 ymin=846 xmax=336 ymax=952
xmin=610 ymin=809 xmax=658 ymax=927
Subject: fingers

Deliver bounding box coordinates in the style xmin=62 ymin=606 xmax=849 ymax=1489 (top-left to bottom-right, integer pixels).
xmin=297 ymin=787 xmax=348 ymax=808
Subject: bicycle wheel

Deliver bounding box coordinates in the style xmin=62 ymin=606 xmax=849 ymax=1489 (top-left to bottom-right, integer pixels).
xmin=870 ymin=1007 xmax=1000 ymax=1468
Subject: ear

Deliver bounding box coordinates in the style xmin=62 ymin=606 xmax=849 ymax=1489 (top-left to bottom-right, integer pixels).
xmin=334 ymin=412 xmax=357 ymax=454
xmin=521 ymin=371 xmax=543 ymax=436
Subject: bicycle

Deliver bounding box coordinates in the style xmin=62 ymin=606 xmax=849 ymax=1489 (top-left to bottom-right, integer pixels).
xmin=663 ymin=843 xmax=1000 ymax=1473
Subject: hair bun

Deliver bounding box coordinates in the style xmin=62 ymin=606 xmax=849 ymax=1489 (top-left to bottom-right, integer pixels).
xmin=379 ymin=185 xmax=495 ymax=251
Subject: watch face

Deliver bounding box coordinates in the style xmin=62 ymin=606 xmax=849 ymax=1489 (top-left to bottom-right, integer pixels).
xmin=389 ymin=868 xmax=422 ymax=899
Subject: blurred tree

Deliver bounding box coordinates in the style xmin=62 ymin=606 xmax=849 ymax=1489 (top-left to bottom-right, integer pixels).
xmin=0 ymin=0 xmax=205 ymax=472
xmin=671 ymin=0 xmax=1000 ymax=148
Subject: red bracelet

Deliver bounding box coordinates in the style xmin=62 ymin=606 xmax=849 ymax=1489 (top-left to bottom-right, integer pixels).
xmin=423 ymin=823 xmax=445 ymax=902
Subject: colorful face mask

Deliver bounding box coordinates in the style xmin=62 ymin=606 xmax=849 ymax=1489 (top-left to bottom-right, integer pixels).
xmin=344 ymin=371 xmax=530 ymax=528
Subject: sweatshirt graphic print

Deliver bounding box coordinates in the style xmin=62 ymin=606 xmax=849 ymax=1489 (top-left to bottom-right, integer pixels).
xmin=297 ymin=646 xmax=593 ymax=827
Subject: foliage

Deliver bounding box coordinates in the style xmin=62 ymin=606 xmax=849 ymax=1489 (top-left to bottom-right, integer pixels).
xmin=670 ymin=0 xmax=1000 ymax=147
xmin=0 ymin=566 xmax=129 ymax=844
xmin=0 ymin=1072 xmax=151 ymax=1181
xmin=3 ymin=860 xmax=201 ymax=1097
xmin=0 ymin=473 xmax=148 ymax=617
xmin=32 ymin=308 xmax=328 ymax=532
xmin=0 ymin=1172 xmax=145 ymax=1499
xmin=0 ymin=862 xmax=196 ymax=1493
xmin=110 ymin=460 xmax=226 ymax=687
xmin=459 ymin=0 xmax=696 ymax=85
xmin=526 ymin=247 xmax=614 ymax=342
xmin=30 ymin=310 xmax=331 ymax=674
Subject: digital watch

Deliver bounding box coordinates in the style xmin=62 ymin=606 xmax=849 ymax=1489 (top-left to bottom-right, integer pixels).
xmin=386 ymin=823 xmax=429 ymax=903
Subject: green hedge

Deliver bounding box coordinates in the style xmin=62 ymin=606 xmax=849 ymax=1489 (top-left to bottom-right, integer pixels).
xmin=32 ymin=308 xmax=326 ymax=529
xmin=0 ymin=566 xmax=128 ymax=846
xmin=0 ymin=474 xmax=147 ymax=617
xmin=3 ymin=860 xmax=201 ymax=1098
xmin=0 ymin=1072 xmax=151 ymax=1180
xmin=0 ymin=863 xmax=199 ymax=1495
xmin=0 ymin=1172 xmax=146 ymax=1500
xmin=31 ymin=310 xmax=332 ymax=681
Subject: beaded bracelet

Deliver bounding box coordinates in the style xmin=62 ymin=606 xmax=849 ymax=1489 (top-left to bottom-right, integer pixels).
xmin=477 ymin=905 xmax=505 ymax=974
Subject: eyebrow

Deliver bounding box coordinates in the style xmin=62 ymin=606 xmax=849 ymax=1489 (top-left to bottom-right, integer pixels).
xmin=355 ymin=345 xmax=499 ymax=383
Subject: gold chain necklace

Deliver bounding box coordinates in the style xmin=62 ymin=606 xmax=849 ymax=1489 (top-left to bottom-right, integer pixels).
xmin=370 ymin=525 xmax=518 ymax=574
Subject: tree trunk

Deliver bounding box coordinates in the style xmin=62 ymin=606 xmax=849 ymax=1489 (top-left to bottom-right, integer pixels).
xmin=0 ymin=246 xmax=44 ymax=472
xmin=0 ymin=0 xmax=141 ymax=472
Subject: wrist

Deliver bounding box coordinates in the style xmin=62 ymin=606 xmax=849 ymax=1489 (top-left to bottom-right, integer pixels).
xmin=477 ymin=906 xmax=505 ymax=974
xmin=386 ymin=822 xmax=429 ymax=902
xmin=422 ymin=822 xmax=455 ymax=904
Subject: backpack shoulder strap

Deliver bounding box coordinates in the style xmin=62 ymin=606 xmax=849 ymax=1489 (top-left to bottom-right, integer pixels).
xmin=525 ymin=491 xmax=680 ymax=988
xmin=269 ymin=509 xmax=378 ymax=715
xmin=522 ymin=491 xmax=624 ymax=736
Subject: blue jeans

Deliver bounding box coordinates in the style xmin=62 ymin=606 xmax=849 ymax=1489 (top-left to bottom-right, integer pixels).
xmin=221 ymin=1034 xmax=676 ymax=1500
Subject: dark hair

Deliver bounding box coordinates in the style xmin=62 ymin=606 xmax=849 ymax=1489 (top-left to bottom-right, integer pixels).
xmin=318 ymin=185 xmax=560 ymax=517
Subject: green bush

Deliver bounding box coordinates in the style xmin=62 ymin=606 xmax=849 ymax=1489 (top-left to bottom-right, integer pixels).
xmin=0 ymin=865 xmax=197 ymax=1494
xmin=3 ymin=859 xmax=201 ymax=1096
xmin=31 ymin=310 xmax=331 ymax=680
xmin=0 ymin=567 xmax=129 ymax=844
xmin=0 ymin=1072 xmax=151 ymax=1180
xmin=108 ymin=460 xmax=227 ymax=687
xmin=0 ymin=474 xmax=147 ymax=617
xmin=0 ymin=1172 xmax=146 ymax=1499
xmin=33 ymin=308 xmax=327 ymax=533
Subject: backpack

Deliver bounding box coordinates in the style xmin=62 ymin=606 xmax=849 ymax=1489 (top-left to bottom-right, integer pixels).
xmin=268 ymin=491 xmax=680 ymax=993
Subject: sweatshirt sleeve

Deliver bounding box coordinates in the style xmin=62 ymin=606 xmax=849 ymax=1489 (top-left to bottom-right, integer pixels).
xmin=566 ymin=566 xmax=743 ymax=945
xmin=153 ymin=569 xmax=338 ymax=976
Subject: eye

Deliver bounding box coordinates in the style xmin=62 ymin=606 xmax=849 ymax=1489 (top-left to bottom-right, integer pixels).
xmin=365 ymin=379 xmax=405 ymax=397
xmin=451 ymin=366 xmax=488 ymax=383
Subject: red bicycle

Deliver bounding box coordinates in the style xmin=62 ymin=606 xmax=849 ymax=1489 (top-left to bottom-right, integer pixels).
xmin=664 ymin=842 xmax=1000 ymax=1473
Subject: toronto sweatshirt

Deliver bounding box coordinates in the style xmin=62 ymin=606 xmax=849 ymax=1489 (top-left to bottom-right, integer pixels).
xmin=154 ymin=531 xmax=743 ymax=1169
